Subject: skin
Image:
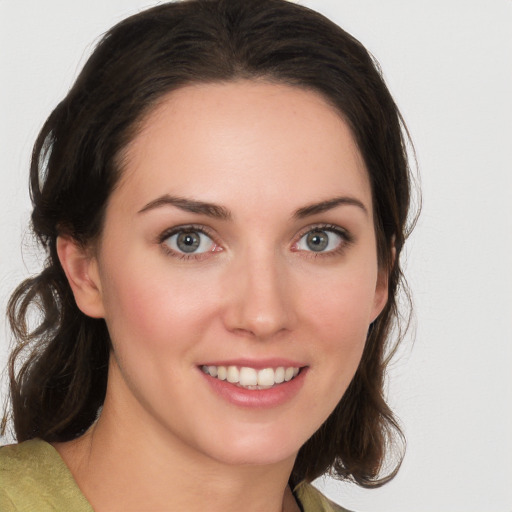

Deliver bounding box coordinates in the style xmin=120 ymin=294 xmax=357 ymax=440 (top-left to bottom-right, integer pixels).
xmin=55 ymin=81 xmax=389 ymax=512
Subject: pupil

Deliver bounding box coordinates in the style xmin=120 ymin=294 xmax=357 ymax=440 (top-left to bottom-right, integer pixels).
xmin=306 ymin=231 xmax=328 ymax=252
xmin=177 ymin=232 xmax=200 ymax=253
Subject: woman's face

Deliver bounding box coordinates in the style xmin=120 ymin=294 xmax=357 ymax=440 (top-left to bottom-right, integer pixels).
xmin=83 ymin=81 xmax=388 ymax=466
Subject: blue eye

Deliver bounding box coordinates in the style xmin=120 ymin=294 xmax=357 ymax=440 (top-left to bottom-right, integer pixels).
xmin=296 ymin=228 xmax=344 ymax=253
xmin=164 ymin=229 xmax=216 ymax=254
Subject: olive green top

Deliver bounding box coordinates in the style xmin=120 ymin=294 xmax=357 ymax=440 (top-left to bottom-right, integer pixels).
xmin=0 ymin=439 xmax=350 ymax=511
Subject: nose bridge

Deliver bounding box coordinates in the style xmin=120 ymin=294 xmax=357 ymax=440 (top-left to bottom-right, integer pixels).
xmin=223 ymin=242 xmax=293 ymax=338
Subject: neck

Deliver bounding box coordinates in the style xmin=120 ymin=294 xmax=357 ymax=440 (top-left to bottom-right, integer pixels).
xmin=54 ymin=386 xmax=299 ymax=512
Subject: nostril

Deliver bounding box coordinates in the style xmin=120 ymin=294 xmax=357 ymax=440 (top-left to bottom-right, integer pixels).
xmin=220 ymin=262 xmax=295 ymax=337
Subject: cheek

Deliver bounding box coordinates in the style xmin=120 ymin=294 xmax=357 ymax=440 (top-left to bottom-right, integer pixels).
xmin=98 ymin=263 xmax=222 ymax=410
xmin=306 ymin=268 xmax=378 ymax=338
xmin=99 ymin=257 xmax=221 ymax=354
xmin=301 ymin=267 xmax=377 ymax=392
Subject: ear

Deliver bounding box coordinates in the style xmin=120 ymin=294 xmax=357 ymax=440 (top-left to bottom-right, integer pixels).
xmin=370 ymin=244 xmax=396 ymax=323
xmin=56 ymin=236 xmax=105 ymax=319
xmin=370 ymin=268 xmax=389 ymax=322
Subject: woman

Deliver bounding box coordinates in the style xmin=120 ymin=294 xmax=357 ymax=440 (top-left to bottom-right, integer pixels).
xmin=0 ymin=0 xmax=414 ymax=510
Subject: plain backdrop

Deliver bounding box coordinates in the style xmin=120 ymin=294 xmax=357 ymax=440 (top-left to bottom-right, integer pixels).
xmin=1 ymin=1 xmax=511 ymax=511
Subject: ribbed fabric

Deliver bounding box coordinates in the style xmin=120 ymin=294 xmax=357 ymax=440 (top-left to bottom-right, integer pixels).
xmin=295 ymin=480 xmax=351 ymax=512
xmin=0 ymin=439 xmax=350 ymax=511
xmin=0 ymin=439 xmax=92 ymax=512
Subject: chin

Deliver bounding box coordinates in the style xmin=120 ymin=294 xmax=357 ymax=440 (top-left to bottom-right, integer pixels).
xmin=210 ymin=446 xmax=298 ymax=468
xmin=193 ymin=425 xmax=304 ymax=468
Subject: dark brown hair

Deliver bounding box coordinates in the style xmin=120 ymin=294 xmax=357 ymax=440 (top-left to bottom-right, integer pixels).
xmin=4 ymin=0 xmax=415 ymax=487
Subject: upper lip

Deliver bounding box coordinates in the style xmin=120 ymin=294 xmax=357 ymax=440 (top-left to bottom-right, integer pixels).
xmin=198 ymin=358 xmax=305 ymax=369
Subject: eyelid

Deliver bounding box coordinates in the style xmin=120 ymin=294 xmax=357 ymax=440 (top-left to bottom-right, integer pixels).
xmin=155 ymin=222 xmax=353 ymax=259
xmin=296 ymin=223 xmax=353 ymax=241
xmin=157 ymin=224 xmax=222 ymax=259
xmin=157 ymin=224 xmax=217 ymax=244
xmin=292 ymin=223 xmax=354 ymax=254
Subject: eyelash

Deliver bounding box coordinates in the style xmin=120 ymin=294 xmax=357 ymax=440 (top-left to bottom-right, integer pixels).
xmin=293 ymin=224 xmax=354 ymax=259
xmin=157 ymin=223 xmax=354 ymax=260
xmin=158 ymin=224 xmax=221 ymax=261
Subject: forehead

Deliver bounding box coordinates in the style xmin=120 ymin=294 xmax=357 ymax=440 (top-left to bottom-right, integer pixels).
xmin=115 ymin=80 xmax=372 ymax=218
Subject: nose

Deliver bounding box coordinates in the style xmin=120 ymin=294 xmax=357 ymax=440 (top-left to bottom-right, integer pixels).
xmin=221 ymin=249 xmax=295 ymax=339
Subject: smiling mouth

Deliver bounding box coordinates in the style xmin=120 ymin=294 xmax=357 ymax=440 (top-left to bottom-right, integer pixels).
xmin=200 ymin=365 xmax=301 ymax=390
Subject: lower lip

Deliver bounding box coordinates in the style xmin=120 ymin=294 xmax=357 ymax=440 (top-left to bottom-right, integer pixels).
xmin=200 ymin=368 xmax=307 ymax=408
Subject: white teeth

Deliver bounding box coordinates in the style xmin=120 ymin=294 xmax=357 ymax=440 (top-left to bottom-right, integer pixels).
xmin=227 ymin=366 xmax=239 ymax=383
xmin=217 ymin=366 xmax=227 ymax=380
xmin=257 ymin=368 xmax=275 ymax=386
xmin=239 ymin=367 xmax=258 ymax=386
xmin=284 ymin=367 xmax=295 ymax=381
xmin=274 ymin=367 xmax=285 ymax=383
xmin=201 ymin=365 xmax=301 ymax=388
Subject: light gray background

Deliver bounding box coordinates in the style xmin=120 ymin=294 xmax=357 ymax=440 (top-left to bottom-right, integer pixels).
xmin=1 ymin=1 xmax=511 ymax=511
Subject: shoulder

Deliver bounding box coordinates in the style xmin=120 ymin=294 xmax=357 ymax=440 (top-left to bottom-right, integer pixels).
xmin=0 ymin=438 xmax=93 ymax=512
xmin=294 ymin=481 xmax=354 ymax=512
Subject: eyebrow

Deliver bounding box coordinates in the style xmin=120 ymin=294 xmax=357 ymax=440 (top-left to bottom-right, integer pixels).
xmin=293 ymin=196 xmax=368 ymax=218
xmin=138 ymin=194 xmax=231 ymax=220
xmin=138 ymin=194 xmax=367 ymax=220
